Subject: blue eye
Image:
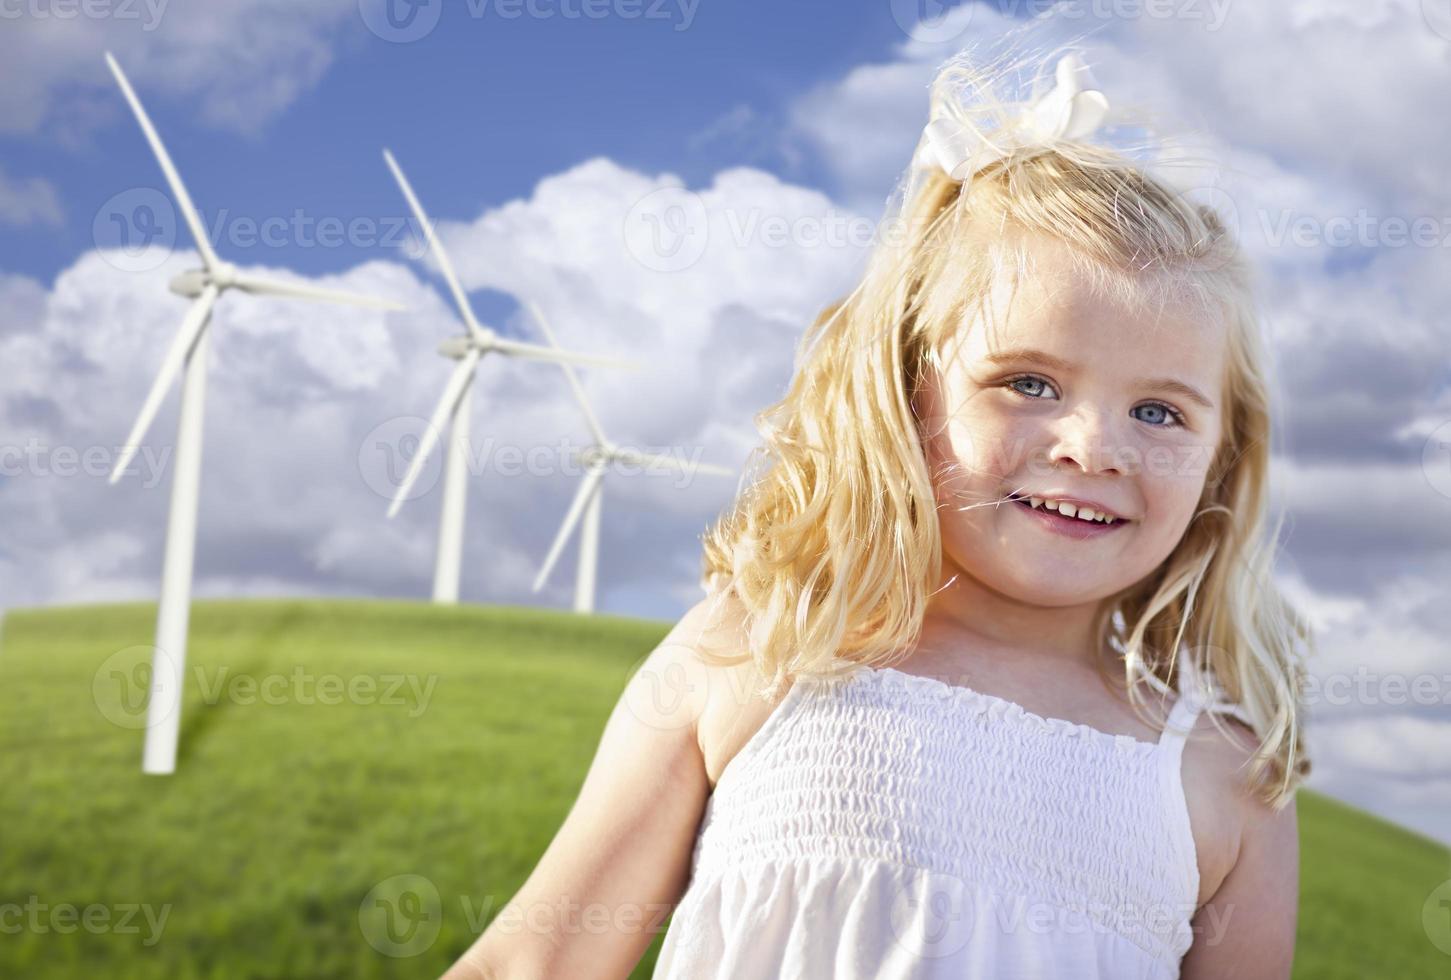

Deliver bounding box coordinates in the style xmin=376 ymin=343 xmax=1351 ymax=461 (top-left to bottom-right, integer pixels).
xmin=1005 ymin=375 xmax=1054 ymax=399
xmin=1131 ymin=402 xmax=1187 ymax=428
xmin=1000 ymin=374 xmax=1188 ymax=429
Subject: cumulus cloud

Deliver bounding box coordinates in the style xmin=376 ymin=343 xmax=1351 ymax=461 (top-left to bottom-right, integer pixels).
xmin=0 ymin=0 xmax=359 ymax=137
xmin=0 ymin=157 xmax=864 ymax=621
xmin=0 ymin=165 xmax=64 ymax=227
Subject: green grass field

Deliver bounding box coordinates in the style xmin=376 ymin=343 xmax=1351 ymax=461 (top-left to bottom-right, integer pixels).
xmin=1 ymin=599 xmax=1447 ymax=978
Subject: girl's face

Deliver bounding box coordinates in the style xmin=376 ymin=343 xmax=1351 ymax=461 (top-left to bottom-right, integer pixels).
xmin=914 ymin=238 xmax=1227 ymax=608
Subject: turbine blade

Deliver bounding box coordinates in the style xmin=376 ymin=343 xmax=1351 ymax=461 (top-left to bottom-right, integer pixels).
xmin=518 ymin=302 xmax=609 ymax=446
xmin=382 ymin=149 xmax=484 ymax=340
xmin=104 ymin=52 xmax=219 ymax=270
xmin=109 ymin=284 xmax=220 ymax=483
xmin=638 ymin=455 xmax=736 ymax=478
xmin=532 ymin=465 xmax=606 ymax=593
xmin=387 ymin=349 xmax=481 ymax=517
xmin=489 ymin=336 xmax=640 ymax=372
xmin=613 ymin=447 xmax=734 ymax=479
xmin=230 ymin=271 xmax=405 ymax=311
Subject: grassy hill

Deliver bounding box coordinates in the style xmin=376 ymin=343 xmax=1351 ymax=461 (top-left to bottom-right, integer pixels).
xmin=1 ymin=599 xmax=1446 ymax=978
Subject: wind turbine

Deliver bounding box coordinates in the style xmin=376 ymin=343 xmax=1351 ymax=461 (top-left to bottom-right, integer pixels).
xmin=381 ymin=149 xmax=637 ymax=604
xmin=103 ymin=53 xmax=404 ymax=776
xmin=527 ymin=301 xmax=735 ymax=614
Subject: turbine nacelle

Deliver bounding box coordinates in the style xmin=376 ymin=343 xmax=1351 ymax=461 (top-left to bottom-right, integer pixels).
xmin=168 ymin=269 xmax=209 ymax=298
xmin=578 ymin=444 xmax=616 ymax=469
xmin=437 ymin=335 xmax=473 ymax=360
xmin=168 ymin=261 xmax=240 ymax=298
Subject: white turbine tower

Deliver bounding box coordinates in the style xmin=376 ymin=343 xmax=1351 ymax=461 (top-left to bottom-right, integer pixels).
xmin=103 ymin=53 xmax=405 ymax=776
xmin=527 ymin=301 xmax=735 ymax=614
xmin=381 ymin=149 xmax=636 ymax=604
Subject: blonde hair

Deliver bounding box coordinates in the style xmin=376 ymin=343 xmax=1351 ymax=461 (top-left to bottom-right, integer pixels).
xmin=698 ymin=40 xmax=1312 ymax=810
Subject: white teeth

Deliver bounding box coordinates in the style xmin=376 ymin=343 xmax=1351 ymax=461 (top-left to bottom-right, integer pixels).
xmin=1028 ymin=496 xmax=1118 ymax=524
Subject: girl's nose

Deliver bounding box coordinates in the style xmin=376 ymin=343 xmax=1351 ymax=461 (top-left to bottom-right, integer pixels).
xmin=1046 ymin=406 xmax=1128 ymax=476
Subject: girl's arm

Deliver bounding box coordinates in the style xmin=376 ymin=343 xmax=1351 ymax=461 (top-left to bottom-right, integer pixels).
xmin=1180 ymin=777 xmax=1300 ymax=978
xmin=440 ymin=601 xmax=729 ymax=979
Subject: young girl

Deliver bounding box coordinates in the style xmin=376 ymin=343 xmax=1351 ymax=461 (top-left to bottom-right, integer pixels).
xmin=444 ymin=41 xmax=1311 ymax=980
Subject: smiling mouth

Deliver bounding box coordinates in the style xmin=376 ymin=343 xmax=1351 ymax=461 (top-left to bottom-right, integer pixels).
xmin=1004 ymin=499 xmax=1125 ymax=537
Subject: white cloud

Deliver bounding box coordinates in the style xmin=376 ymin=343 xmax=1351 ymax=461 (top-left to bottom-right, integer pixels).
xmin=0 ymin=157 xmax=860 ymax=618
xmin=1313 ymin=715 xmax=1451 ymax=779
xmin=0 ymin=0 xmax=359 ymax=137
xmin=0 ymin=165 xmax=63 ymax=226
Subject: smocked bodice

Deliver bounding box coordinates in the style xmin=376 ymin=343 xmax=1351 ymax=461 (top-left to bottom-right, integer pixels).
xmin=652 ymin=663 xmax=1208 ymax=979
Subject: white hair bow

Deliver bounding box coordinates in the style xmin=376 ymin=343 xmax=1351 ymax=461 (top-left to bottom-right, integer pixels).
xmin=914 ymin=52 xmax=1111 ymax=182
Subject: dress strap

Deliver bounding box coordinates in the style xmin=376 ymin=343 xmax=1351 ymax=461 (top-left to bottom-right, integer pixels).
xmin=1156 ymin=687 xmax=1206 ymax=754
xmin=1157 ymin=686 xmax=1209 ymax=916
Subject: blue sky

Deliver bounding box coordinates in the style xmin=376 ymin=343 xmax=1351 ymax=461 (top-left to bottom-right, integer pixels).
xmin=1 ymin=0 xmax=940 ymax=291
xmin=3 ymin=1 xmax=1451 ymax=846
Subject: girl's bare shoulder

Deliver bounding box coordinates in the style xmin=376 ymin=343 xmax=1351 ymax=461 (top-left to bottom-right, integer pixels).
xmin=1180 ymin=708 xmax=1275 ymax=907
xmin=657 ymin=586 xmax=794 ymax=792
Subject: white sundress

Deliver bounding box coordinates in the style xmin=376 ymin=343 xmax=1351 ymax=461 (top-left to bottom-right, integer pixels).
xmin=651 ymin=662 xmax=1219 ymax=979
